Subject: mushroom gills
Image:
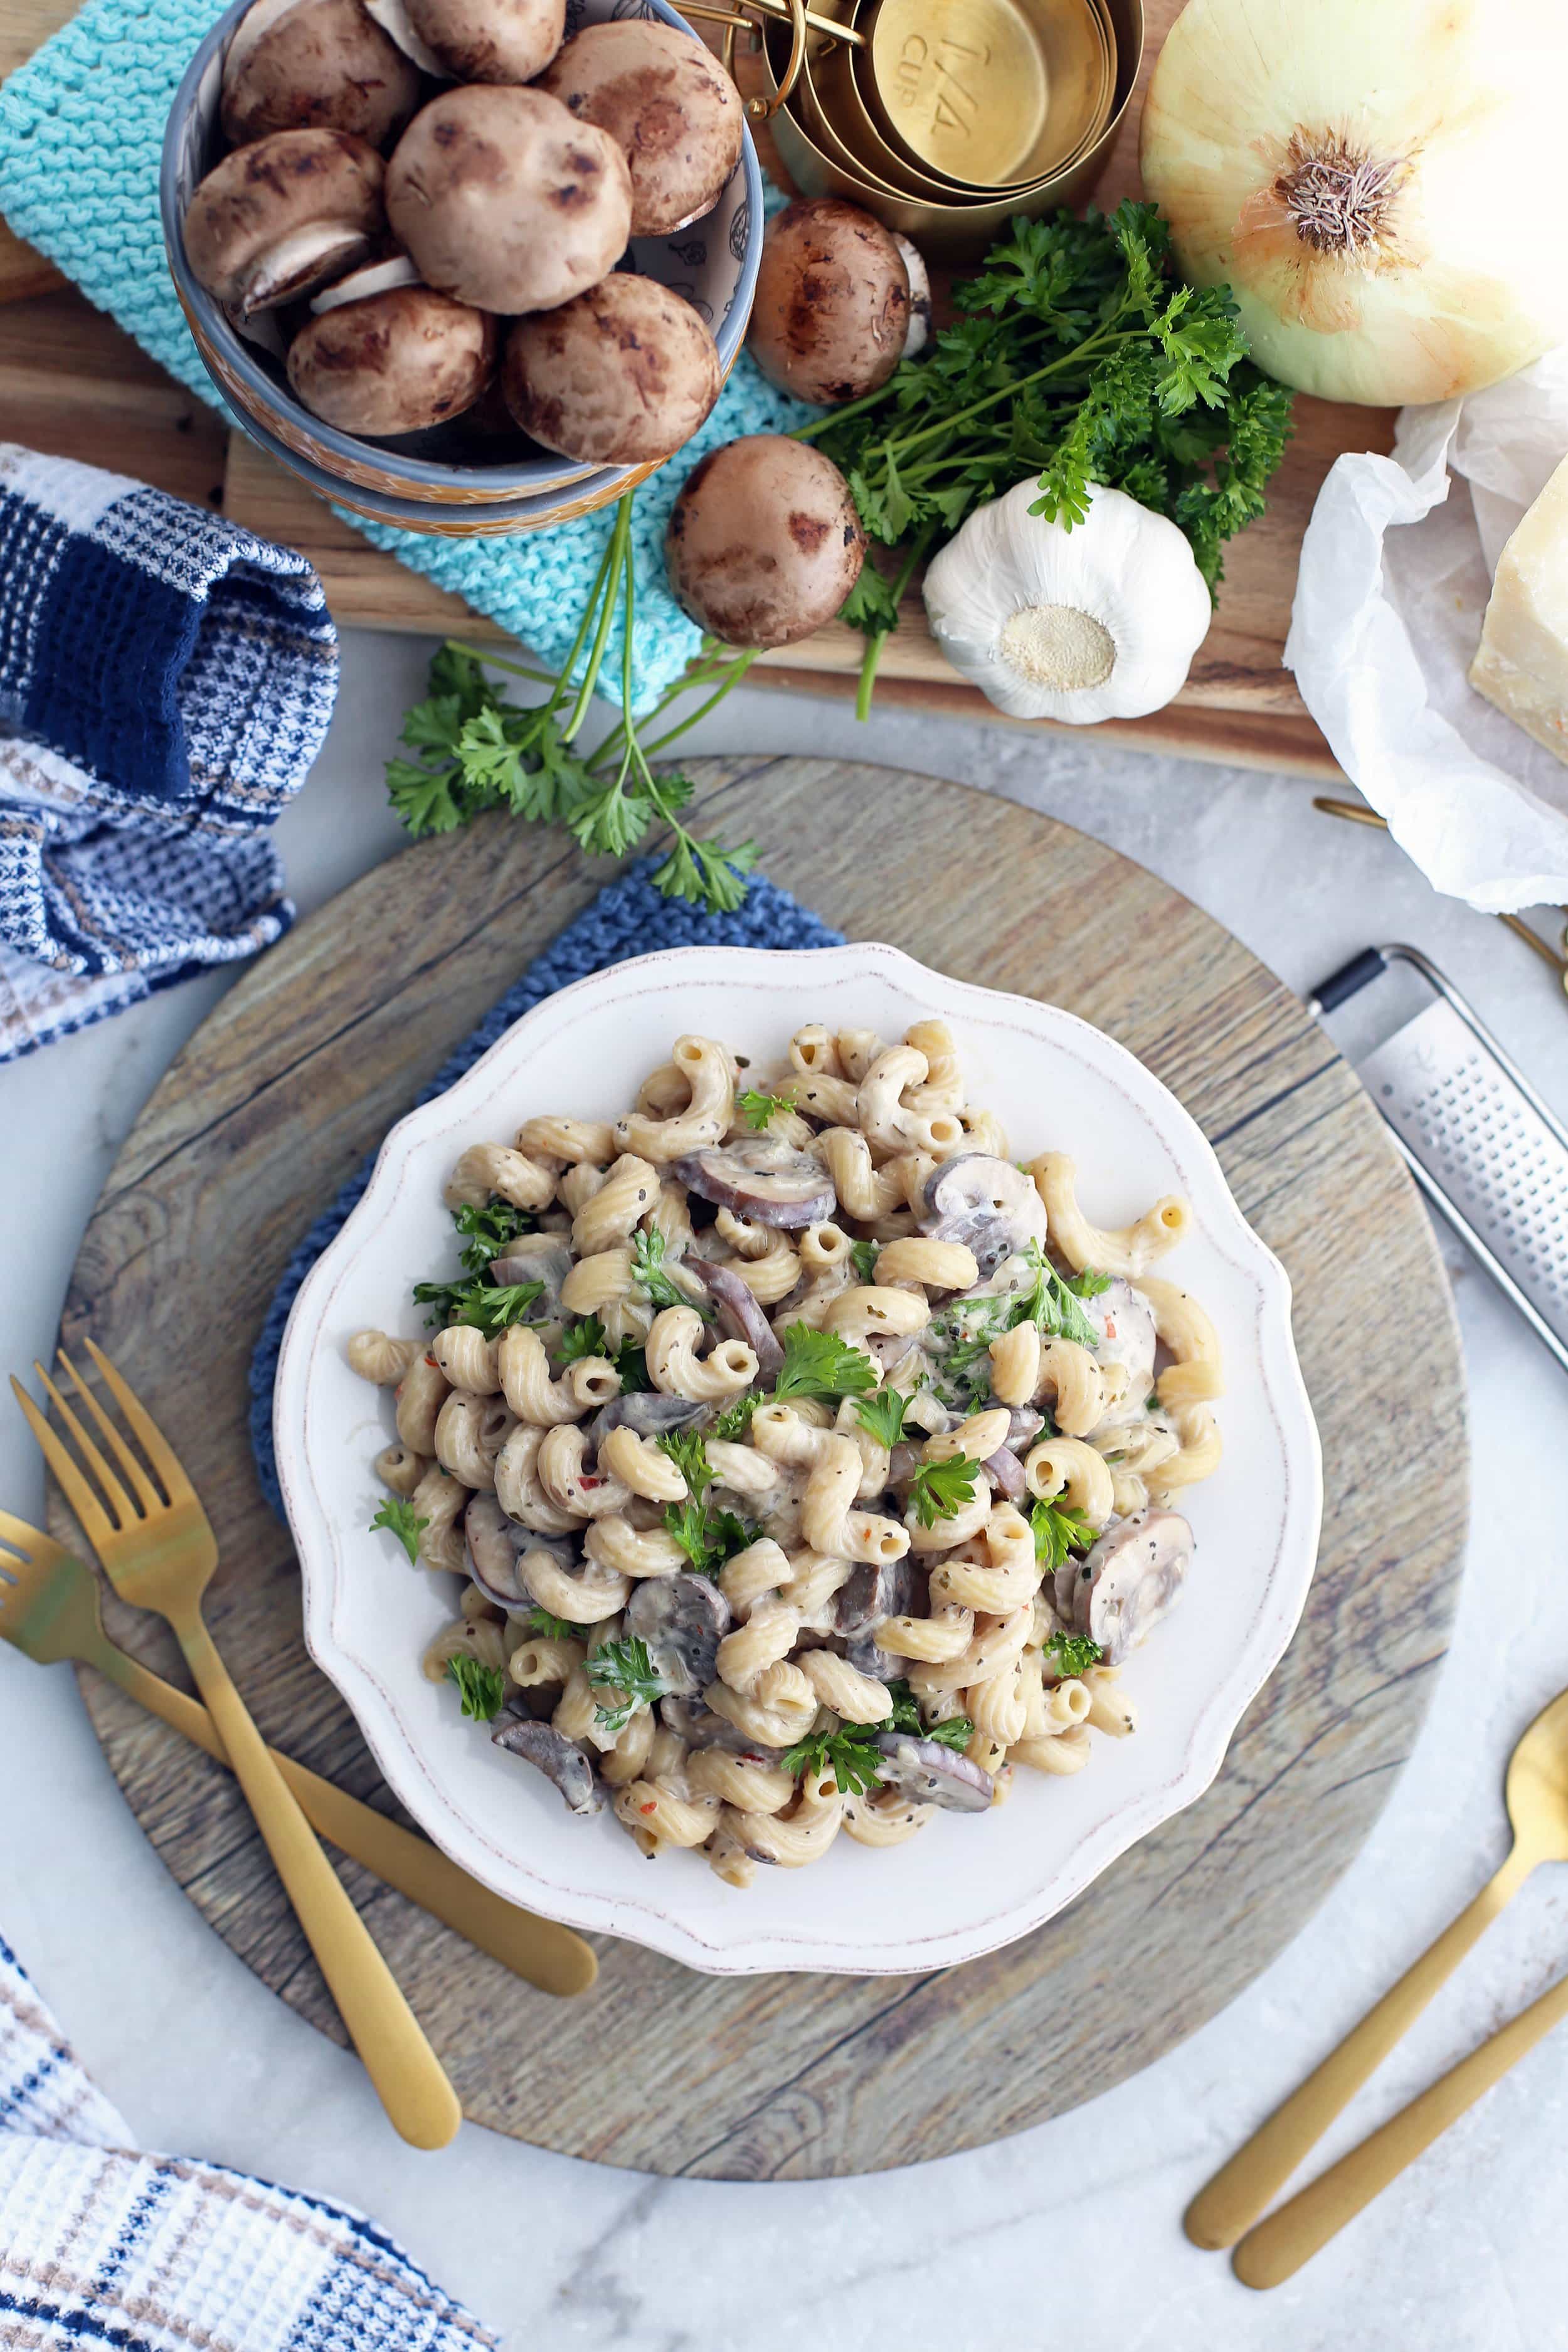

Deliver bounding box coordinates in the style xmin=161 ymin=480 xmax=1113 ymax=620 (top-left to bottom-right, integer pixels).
xmin=1059 ymin=1507 xmax=1193 ymax=1665
xmin=688 ymin=1258 xmax=784 ymax=1375
xmin=625 ymin=1572 xmax=732 ymax=1698
xmin=240 ymin=219 xmax=374 ymax=314
xmin=492 ymin=1719 xmax=605 ymax=1814
xmin=674 ymin=1137 xmax=835 ymax=1229
xmin=872 ymin=1731 xmax=993 ymax=1813
xmin=309 ymin=251 xmax=423 ymax=313
xmin=361 ymin=0 xmax=447 ymax=75
xmin=919 ymin=1153 xmax=1048 ymax=1274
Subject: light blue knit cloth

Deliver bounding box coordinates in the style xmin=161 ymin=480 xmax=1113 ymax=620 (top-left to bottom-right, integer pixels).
xmin=0 ymin=0 xmax=808 ymax=708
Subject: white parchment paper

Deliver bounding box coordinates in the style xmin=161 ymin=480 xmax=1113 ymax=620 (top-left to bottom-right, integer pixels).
xmin=1285 ymin=347 xmax=1568 ymax=913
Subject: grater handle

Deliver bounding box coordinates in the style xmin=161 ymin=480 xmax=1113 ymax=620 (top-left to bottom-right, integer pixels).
xmin=1308 ymin=948 xmax=1387 ymax=1015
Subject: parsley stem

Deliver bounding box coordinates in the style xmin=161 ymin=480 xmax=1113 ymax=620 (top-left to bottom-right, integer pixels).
xmin=636 ymin=649 xmax=758 ymax=757
xmin=563 ymin=494 xmax=632 ymax=743
xmin=445 ymin=640 xmax=554 ymax=690
xmin=852 ymin=522 xmax=935 ymax=723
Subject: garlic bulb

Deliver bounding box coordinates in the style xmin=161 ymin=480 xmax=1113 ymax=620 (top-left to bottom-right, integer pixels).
xmin=921 ymin=482 xmax=1211 ymax=724
xmin=1140 ymin=0 xmax=1568 ymax=406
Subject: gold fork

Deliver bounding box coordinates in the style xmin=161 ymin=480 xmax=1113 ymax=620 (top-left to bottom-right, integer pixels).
xmin=14 ymin=1341 xmax=463 ymax=2149
xmin=0 ymin=1508 xmax=596 ymax=2000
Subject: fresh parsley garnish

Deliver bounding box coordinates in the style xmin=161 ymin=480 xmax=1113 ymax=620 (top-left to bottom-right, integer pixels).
xmin=452 ymin=1199 xmax=534 ymax=1275
xmin=447 ymin=1655 xmax=508 ymax=1720
xmin=773 ymin=1322 xmax=877 ymax=1403
xmin=664 ymin=1496 xmax=759 ymax=1579
xmin=385 ymin=502 xmax=760 ymax=918
xmin=1012 ymin=1242 xmax=1107 ymax=1348
xmin=411 ymin=1276 xmax=545 ymax=1334
xmin=630 ymin=1225 xmax=712 ymax=1319
xmin=657 ymin=1428 xmax=712 ymax=1500
xmin=853 ymin=1387 xmax=908 ymax=1448
xmin=712 ymin=1389 xmax=763 ymax=1441
xmin=849 ymin=1238 xmax=879 ymax=1284
xmin=907 ymin=1453 xmax=982 ymax=1528
xmin=736 ymin=1088 xmax=793 ymax=1131
xmin=797 ymin=202 xmax=1292 ymax=712
xmin=1030 ymin=1495 xmax=1100 ymax=1575
xmin=585 ymin=1634 xmax=666 ymax=1733
xmin=524 ymin=1606 xmax=575 ymax=1640
xmin=781 ymin=1723 xmax=886 ymax=1797
xmin=369 ymin=1496 xmax=427 ymax=1564
xmin=884 ymin=1675 xmax=977 ymax=1750
xmin=1043 ymin=1631 xmax=1105 ymax=1678
xmin=559 ymin=1316 xmax=608 ymax=1362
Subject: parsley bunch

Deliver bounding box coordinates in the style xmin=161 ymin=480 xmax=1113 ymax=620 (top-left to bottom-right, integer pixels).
xmin=386 ymin=495 xmax=760 ymax=914
xmin=798 ymin=203 xmax=1293 ymax=714
xmin=586 ymin=1634 xmax=667 ymax=1734
xmin=656 ymin=1429 xmax=759 ymax=1577
xmin=447 ymin=1656 xmax=508 ymax=1720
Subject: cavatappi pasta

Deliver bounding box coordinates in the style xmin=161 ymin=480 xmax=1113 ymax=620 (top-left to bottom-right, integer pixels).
xmin=351 ymin=1019 xmax=1219 ymax=1885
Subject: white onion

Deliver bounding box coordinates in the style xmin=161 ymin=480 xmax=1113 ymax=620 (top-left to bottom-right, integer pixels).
xmin=1139 ymin=0 xmax=1568 ymax=406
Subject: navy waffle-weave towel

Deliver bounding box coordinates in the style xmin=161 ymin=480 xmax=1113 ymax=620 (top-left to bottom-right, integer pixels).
xmin=0 ymin=443 xmax=337 ymax=1061
xmin=248 ymin=859 xmax=844 ymax=1512
xmin=0 ymin=1931 xmax=494 ymax=2352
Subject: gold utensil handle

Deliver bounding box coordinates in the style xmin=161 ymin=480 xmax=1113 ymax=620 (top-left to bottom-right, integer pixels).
xmin=174 ymin=1609 xmax=462 ymax=2149
xmin=95 ymin=1641 xmax=595 ymax=2000
xmin=1233 ymin=1964 xmax=1568 ymax=2287
xmin=1184 ymin=1848 xmax=1530 ymax=2249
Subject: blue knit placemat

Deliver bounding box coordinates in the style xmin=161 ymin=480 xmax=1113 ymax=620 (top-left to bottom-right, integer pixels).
xmin=248 ymin=859 xmax=844 ymax=1511
xmin=0 ymin=0 xmax=810 ymax=710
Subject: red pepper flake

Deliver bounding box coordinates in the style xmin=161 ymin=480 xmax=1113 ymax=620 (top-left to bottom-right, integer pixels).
xmin=425 ymin=1353 xmax=439 ymax=1369
xmin=1104 ymin=1320 xmax=1116 ymax=1340
xmin=639 ymin=1800 xmax=657 ymax=1815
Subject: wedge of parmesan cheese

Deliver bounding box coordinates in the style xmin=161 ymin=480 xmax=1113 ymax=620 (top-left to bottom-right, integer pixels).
xmin=1468 ymin=452 xmax=1568 ymax=766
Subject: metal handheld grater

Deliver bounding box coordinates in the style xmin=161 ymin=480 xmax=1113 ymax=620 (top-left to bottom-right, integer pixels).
xmin=1310 ymin=944 xmax=1568 ymax=1377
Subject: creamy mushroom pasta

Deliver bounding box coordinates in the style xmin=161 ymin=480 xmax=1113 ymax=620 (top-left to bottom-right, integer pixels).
xmin=349 ymin=1019 xmax=1222 ymax=1885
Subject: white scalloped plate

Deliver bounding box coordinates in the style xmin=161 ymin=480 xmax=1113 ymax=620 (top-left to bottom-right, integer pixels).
xmin=274 ymin=944 xmax=1322 ymax=1974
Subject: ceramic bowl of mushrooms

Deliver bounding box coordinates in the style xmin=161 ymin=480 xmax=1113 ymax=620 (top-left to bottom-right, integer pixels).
xmin=160 ymin=0 xmax=764 ymax=522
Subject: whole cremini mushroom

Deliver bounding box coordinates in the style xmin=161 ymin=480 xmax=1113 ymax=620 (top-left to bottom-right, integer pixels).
xmin=221 ymin=0 xmax=420 ymax=149
xmin=502 ymin=273 xmax=721 ymax=465
xmin=748 ymin=197 xmax=911 ymax=406
xmin=184 ymin=128 xmax=385 ymax=318
xmin=386 ymin=85 xmax=631 ymax=314
xmin=364 ymin=0 xmax=564 ymax=83
xmin=287 ymin=284 xmax=496 ymax=434
xmin=664 ymin=435 xmax=866 ymax=650
xmin=538 ymin=19 xmax=743 ymax=238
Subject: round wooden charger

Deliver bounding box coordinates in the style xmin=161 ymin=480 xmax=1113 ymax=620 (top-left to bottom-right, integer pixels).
xmin=59 ymin=757 xmax=1468 ymax=2179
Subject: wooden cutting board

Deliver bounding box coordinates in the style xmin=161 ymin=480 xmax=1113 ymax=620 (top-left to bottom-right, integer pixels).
xmin=55 ymin=758 xmax=1469 ymax=2178
xmin=0 ymin=0 xmax=1386 ymax=778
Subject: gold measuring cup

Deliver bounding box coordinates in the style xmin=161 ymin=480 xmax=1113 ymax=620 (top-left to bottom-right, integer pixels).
xmin=755 ymin=0 xmax=1143 ymax=254
xmin=859 ymin=0 xmax=1113 ymax=193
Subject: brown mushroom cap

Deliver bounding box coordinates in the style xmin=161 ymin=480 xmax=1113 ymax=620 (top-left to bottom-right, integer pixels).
xmin=538 ymin=20 xmax=743 ymax=238
xmin=502 ymin=272 xmax=720 ymax=465
xmin=386 ymin=85 xmax=631 ymax=315
xmin=664 ymin=434 xmax=866 ymax=650
xmin=221 ymin=0 xmax=420 ymax=149
xmin=286 ymin=284 xmax=496 ymax=435
xmin=748 ymin=196 xmax=911 ymax=407
xmin=403 ymin=0 xmax=564 ymax=82
xmin=184 ymin=129 xmax=386 ymax=317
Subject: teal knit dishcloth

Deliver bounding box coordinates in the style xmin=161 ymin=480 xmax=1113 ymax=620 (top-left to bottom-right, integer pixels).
xmin=0 ymin=0 xmax=810 ymax=708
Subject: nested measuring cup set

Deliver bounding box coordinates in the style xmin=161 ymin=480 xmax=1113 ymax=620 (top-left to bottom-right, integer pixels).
xmin=691 ymin=0 xmax=1143 ymax=250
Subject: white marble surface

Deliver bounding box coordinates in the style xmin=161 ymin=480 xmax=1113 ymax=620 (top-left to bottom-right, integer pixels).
xmin=4 ymin=633 xmax=1568 ymax=2352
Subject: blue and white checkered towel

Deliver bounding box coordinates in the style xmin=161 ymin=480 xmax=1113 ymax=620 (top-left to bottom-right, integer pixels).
xmin=0 ymin=443 xmax=337 ymax=1062
xmin=0 ymin=1932 xmax=493 ymax=2352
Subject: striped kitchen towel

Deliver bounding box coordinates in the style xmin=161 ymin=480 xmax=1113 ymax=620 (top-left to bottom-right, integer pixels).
xmin=0 ymin=1933 xmax=493 ymax=2352
xmin=0 ymin=442 xmax=338 ymax=1062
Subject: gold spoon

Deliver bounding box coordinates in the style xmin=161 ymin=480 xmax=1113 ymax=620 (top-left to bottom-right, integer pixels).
xmin=1185 ymin=1686 xmax=1568 ymax=2254
xmin=1314 ymin=796 xmax=1568 ymax=993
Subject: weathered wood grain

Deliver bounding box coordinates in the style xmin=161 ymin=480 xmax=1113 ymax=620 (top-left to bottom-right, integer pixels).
xmin=54 ymin=759 xmax=1468 ymax=2176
